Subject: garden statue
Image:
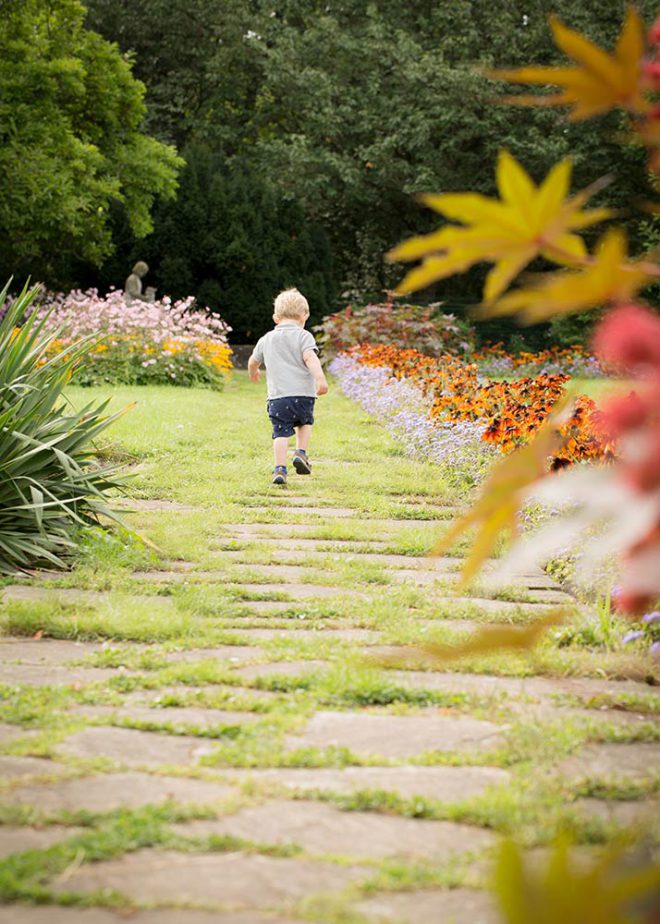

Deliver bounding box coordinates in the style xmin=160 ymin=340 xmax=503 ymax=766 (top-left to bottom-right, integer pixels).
xmin=124 ymin=261 xmax=154 ymax=304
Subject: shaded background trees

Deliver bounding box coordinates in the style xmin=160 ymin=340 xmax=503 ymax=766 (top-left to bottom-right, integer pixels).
xmin=4 ymin=0 xmax=657 ymax=340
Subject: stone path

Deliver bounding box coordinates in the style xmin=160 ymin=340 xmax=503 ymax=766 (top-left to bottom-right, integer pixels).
xmin=1 ymin=432 xmax=659 ymax=921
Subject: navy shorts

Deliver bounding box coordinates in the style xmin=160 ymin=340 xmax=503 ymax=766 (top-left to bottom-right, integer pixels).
xmin=267 ymin=396 xmax=315 ymax=438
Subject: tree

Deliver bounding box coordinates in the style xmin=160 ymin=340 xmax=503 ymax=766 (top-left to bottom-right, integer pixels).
xmin=0 ymin=0 xmax=182 ymax=285
xmin=122 ymin=145 xmax=335 ymax=340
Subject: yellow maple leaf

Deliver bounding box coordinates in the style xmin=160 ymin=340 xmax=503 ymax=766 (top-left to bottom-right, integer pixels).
xmin=491 ymin=7 xmax=648 ymax=120
xmin=433 ymin=403 xmax=568 ymax=589
xmin=481 ymin=228 xmax=653 ymax=323
xmin=377 ymin=609 xmax=567 ymax=669
xmin=388 ymin=150 xmax=610 ymax=302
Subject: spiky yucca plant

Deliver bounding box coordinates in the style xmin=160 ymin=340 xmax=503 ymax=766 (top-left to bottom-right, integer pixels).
xmin=0 ymin=282 xmax=129 ymax=573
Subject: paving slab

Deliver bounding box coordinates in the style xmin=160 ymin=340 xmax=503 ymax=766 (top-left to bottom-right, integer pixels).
xmin=0 ymin=908 xmax=301 ymax=924
xmin=232 ymin=600 xmax=304 ymax=614
xmin=233 ymin=583 xmax=366 ymax=600
xmin=1 ymin=585 xmax=175 ymax=611
xmin=576 ymin=798 xmax=658 ymax=827
xmin=0 ymin=639 xmax=106 ymax=665
xmin=391 ymin=670 xmax=660 ymax=701
xmin=222 ymin=627 xmax=380 ymax=642
xmin=0 ymin=723 xmax=38 ymax=745
xmin=215 ymin=536 xmax=388 ymax=551
xmin=57 ymin=726 xmax=218 ymax=767
xmin=52 ymin=849 xmax=366 ymax=906
xmin=235 ymin=660 xmax=330 ymax=681
xmin=0 ymin=825 xmax=84 ymax=858
xmin=264 ymin=549 xmax=460 ymax=569
xmin=286 ymin=711 xmax=503 ymax=758
xmin=357 ymin=888 xmax=498 ymax=924
xmin=74 ymin=705 xmax=262 ymax=730
xmin=248 ymin=506 xmax=358 ymax=517
xmin=164 ymin=645 xmax=264 ymax=664
xmin=0 ymin=664 xmax=121 ymax=687
xmin=115 ymin=498 xmax=200 ymax=513
xmin=0 ymin=756 xmax=69 ymax=780
xmin=10 ymin=772 xmax=236 ymax=812
xmin=171 ymin=799 xmax=495 ymax=860
xmin=224 ymin=766 xmax=509 ymax=800
xmin=557 ymin=743 xmax=660 ymax=782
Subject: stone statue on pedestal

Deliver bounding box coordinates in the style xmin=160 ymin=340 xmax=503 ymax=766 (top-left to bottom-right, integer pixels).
xmin=124 ymin=261 xmax=155 ymax=304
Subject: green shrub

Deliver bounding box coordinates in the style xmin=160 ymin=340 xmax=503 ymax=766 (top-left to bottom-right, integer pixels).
xmin=0 ymin=282 xmax=127 ymax=572
xmin=313 ymin=300 xmax=475 ymax=359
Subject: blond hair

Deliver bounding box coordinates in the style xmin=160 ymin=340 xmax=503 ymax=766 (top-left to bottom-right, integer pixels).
xmin=273 ymin=288 xmax=309 ymax=322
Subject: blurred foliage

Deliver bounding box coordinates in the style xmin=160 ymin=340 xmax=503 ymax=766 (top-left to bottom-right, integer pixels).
xmin=493 ymin=839 xmax=660 ymax=924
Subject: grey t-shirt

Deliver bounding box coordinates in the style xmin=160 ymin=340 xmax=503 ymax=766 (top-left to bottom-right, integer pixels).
xmin=252 ymin=323 xmax=318 ymax=399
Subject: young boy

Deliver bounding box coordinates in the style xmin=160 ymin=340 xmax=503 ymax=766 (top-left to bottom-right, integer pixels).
xmin=248 ymin=288 xmax=328 ymax=485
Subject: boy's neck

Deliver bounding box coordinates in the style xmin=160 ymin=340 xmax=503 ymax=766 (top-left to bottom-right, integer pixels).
xmin=275 ymin=319 xmax=306 ymax=327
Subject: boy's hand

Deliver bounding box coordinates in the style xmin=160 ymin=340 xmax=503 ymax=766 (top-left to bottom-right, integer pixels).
xmin=247 ymin=355 xmax=261 ymax=382
xmin=316 ymin=379 xmax=329 ymax=396
xmin=249 ymin=369 xmax=260 ymax=383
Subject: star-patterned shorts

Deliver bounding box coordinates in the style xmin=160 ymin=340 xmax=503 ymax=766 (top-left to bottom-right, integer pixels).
xmin=267 ymin=396 xmax=316 ymax=438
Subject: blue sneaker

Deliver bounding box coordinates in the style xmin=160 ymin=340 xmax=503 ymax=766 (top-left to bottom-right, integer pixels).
xmin=292 ymin=450 xmax=311 ymax=475
xmin=272 ymin=466 xmax=287 ymax=485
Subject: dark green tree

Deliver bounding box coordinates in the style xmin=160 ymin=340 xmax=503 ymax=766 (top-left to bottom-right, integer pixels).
xmin=0 ymin=0 xmax=182 ymax=285
xmin=130 ymin=146 xmax=335 ymax=339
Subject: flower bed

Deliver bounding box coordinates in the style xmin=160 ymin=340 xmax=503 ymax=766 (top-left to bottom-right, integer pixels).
xmin=314 ymin=300 xmax=474 ymax=359
xmin=35 ymin=288 xmax=232 ymax=388
xmin=474 ymin=342 xmax=603 ymax=378
xmin=329 ymin=353 xmax=496 ymax=484
xmin=339 ymin=344 xmax=610 ymax=465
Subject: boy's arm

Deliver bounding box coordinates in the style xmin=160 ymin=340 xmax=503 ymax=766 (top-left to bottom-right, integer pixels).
xmin=303 ymin=349 xmax=328 ymax=396
xmin=248 ymin=339 xmax=264 ymax=383
xmin=247 ymin=354 xmax=261 ymax=383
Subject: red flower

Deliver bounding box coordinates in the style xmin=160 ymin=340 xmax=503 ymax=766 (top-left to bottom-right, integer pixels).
xmin=592 ymin=303 xmax=660 ymax=373
xmin=649 ymin=15 xmax=660 ymax=46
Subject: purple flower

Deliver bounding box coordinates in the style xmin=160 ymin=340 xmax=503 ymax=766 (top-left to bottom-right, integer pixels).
xmin=622 ymin=630 xmax=644 ymax=644
xmin=642 ymin=611 xmax=660 ymax=625
xmin=651 ymin=641 xmax=660 ymax=658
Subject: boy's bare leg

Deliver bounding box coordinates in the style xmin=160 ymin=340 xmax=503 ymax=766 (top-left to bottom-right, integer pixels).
xmin=295 ymin=425 xmax=311 ymax=452
xmin=273 ymin=437 xmax=289 ymax=467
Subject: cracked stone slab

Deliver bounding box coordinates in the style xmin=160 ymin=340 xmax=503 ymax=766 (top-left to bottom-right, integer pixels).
xmin=0 ymin=826 xmax=84 ymax=859
xmin=224 ymin=765 xmax=509 ymax=801
xmin=74 ymin=705 xmax=262 ymax=730
xmin=0 ymin=909 xmax=302 ymax=924
xmin=0 ymin=639 xmax=106 ymax=665
xmin=11 ymin=772 xmax=236 ymax=812
xmin=52 ymin=849 xmax=366 ymax=906
xmin=171 ymin=800 xmax=495 ymax=860
xmin=357 ymin=888 xmax=497 ymax=923
xmin=0 ymin=756 xmax=69 ymax=780
xmin=57 ymin=726 xmax=218 ymax=767
xmin=556 ymin=743 xmax=660 ymax=783
xmin=286 ymin=711 xmax=503 ymax=758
